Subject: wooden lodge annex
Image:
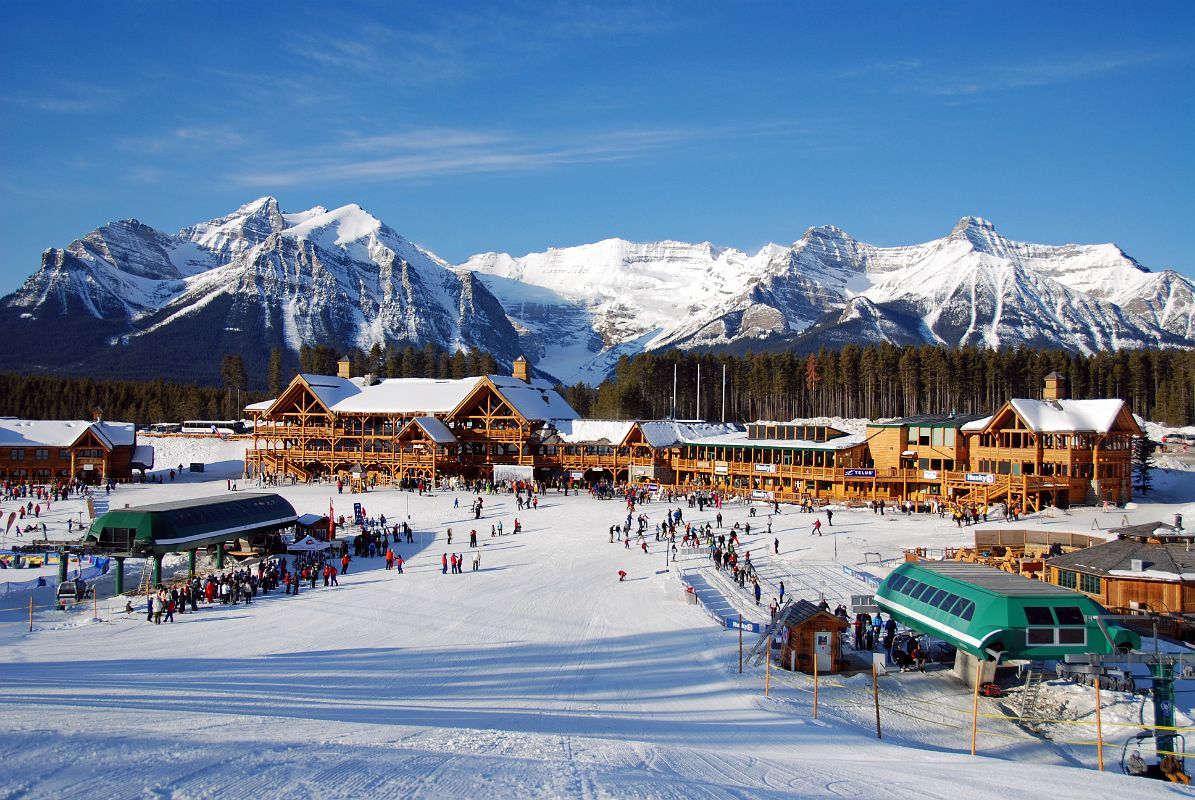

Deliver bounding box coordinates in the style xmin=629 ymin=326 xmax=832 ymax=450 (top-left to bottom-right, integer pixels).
xmin=245 ymin=362 xmax=1141 ymax=511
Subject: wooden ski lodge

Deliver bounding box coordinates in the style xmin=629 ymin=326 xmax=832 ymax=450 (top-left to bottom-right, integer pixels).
xmin=0 ymin=415 xmax=150 ymax=484
xmin=245 ymin=361 xmax=1140 ymax=509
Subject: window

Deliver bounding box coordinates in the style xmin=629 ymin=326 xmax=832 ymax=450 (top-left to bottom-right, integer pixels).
xmin=1055 ymin=606 xmax=1085 ymax=625
xmin=10 ymin=448 xmax=24 ymax=461
xmin=1058 ymin=628 xmax=1086 ymax=645
xmin=932 ymin=428 xmax=943 ymax=447
xmin=948 ymin=597 xmax=969 ymax=617
xmin=35 ymin=449 xmax=49 ymax=460
xmin=1027 ymin=628 xmax=1055 ymax=645
xmin=909 ymin=583 xmax=931 ymax=601
xmin=959 ymin=602 xmax=975 ymax=621
xmin=889 ymin=574 xmax=909 ymax=592
xmin=1080 ymin=574 xmax=1102 ymax=595
xmin=944 ymin=428 xmax=956 ymax=447
xmin=1024 ymin=606 xmax=1054 ymax=625
xmin=927 ymin=589 xmax=948 ymax=608
xmin=1057 ymin=570 xmax=1076 ymax=589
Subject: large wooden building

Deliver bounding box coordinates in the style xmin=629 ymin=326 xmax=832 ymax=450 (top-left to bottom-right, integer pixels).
xmin=245 ymin=362 xmax=1140 ymax=509
xmin=1045 ymin=523 xmax=1195 ymax=630
xmin=0 ymin=416 xmax=150 ymax=484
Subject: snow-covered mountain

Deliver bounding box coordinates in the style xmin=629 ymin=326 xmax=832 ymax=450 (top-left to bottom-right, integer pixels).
xmin=1 ymin=200 xmax=1190 ymax=386
xmin=466 ymin=216 xmax=1192 ymax=380
xmin=0 ymin=198 xmax=521 ymax=384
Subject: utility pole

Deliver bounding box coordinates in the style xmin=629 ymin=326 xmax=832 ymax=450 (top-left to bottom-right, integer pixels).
xmin=696 ymin=364 xmax=701 ymax=421
xmin=672 ymin=363 xmax=677 ymax=420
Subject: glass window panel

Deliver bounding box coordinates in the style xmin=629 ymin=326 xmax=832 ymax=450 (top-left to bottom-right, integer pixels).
xmin=1027 ymin=628 xmax=1055 ymax=645
xmin=1055 ymin=607 xmax=1085 ymax=625
xmin=1024 ymin=607 xmax=1054 ymax=625
xmin=1058 ymin=628 xmax=1086 ymax=645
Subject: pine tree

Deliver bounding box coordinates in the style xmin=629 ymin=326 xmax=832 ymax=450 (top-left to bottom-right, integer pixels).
xmin=1132 ymin=435 xmax=1158 ymax=495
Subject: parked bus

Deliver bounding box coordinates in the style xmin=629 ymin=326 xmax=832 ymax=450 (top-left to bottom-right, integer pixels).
xmin=180 ymin=420 xmax=247 ymax=435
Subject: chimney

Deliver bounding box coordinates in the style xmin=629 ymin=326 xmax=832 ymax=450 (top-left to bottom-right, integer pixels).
xmin=337 ymin=355 xmax=352 ymax=379
xmin=1043 ymin=372 xmax=1067 ymax=401
xmin=364 ymin=372 xmax=375 ymax=386
xmin=512 ymin=355 xmax=530 ymax=383
xmin=92 ymin=407 xmax=103 ymax=423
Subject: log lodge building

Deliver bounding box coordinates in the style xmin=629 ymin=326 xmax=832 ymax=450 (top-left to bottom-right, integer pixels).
xmin=245 ymin=362 xmax=1140 ymax=510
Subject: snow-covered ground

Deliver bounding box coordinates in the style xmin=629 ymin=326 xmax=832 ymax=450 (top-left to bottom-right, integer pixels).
xmin=1 ymin=437 xmax=1192 ymax=798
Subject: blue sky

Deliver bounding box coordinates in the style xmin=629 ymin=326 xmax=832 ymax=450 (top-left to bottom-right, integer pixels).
xmin=1 ymin=1 xmax=1192 ymax=293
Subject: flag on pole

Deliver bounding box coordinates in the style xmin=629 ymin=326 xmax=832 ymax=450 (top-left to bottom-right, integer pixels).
xmin=328 ymin=498 xmax=335 ymax=539
xmin=5 ymin=511 xmax=14 ymax=534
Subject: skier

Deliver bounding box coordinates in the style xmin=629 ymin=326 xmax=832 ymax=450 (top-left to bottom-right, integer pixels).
xmin=441 ymin=553 xmax=448 ymax=574
xmin=618 ymin=570 xmax=627 ymax=582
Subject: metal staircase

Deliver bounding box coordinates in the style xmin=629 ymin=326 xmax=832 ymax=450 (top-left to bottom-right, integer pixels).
xmin=744 ymin=599 xmax=799 ymax=667
xmin=1018 ymin=664 xmax=1046 ymax=731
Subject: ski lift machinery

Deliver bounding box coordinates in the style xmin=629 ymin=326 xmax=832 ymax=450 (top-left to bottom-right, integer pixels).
xmin=1069 ymin=613 xmax=1194 ymax=779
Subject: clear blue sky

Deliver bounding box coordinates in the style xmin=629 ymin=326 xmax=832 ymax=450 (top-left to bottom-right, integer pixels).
xmin=1 ymin=1 xmax=1192 ymax=294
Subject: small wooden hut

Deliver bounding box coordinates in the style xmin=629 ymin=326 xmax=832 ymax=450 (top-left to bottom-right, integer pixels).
xmin=778 ymin=600 xmax=850 ymax=674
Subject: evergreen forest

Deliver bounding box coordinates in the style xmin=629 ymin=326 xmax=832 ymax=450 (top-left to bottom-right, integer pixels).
xmin=3 ymin=343 xmax=1195 ymax=428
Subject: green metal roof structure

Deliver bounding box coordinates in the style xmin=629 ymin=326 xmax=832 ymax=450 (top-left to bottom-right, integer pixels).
xmin=84 ymin=493 xmax=297 ymax=556
xmin=875 ymin=561 xmax=1140 ymax=661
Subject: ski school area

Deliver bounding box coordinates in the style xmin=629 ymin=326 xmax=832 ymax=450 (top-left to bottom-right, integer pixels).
xmin=0 ymin=436 xmax=1192 ymax=798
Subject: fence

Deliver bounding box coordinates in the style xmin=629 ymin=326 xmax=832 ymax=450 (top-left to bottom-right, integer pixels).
xmin=0 ymin=555 xmax=111 ymax=598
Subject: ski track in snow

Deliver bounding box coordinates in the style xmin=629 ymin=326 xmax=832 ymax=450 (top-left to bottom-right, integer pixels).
xmin=0 ymin=438 xmax=1192 ymax=798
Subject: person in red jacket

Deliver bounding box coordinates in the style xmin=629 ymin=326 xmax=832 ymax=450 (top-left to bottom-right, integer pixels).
xmin=618 ymin=570 xmax=627 ymax=582
xmin=341 ymin=554 xmax=350 ymax=574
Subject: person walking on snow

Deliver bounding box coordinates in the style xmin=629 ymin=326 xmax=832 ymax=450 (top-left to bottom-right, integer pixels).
xmin=753 ymin=578 xmax=762 ymax=606
xmin=810 ymin=519 xmax=822 ymax=536
xmin=826 ymin=508 xmax=833 ymax=526
xmin=442 ymin=553 xmax=448 ymax=574
xmin=774 ymin=537 xmax=780 ymax=555
xmin=618 ymin=570 xmax=627 ymax=582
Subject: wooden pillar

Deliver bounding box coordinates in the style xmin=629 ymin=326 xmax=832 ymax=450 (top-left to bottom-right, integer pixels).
xmin=188 ymin=549 xmax=197 ymax=578
xmin=151 ymin=554 xmax=163 ymax=587
xmin=215 ymin=543 xmax=225 ymax=570
xmin=114 ymin=556 xmax=125 ymax=595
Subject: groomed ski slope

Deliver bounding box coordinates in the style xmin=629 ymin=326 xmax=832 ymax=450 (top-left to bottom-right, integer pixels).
xmin=0 ymin=447 xmax=1189 ymax=798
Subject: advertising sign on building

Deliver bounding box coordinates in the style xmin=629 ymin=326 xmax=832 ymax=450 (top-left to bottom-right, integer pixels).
xmin=844 ymin=468 xmax=876 ymax=478
xmin=965 ymin=472 xmax=996 ymax=484
xmin=750 ymin=489 xmax=775 ymax=500
xmin=714 ymin=462 xmax=729 ymax=475
xmin=922 ymin=470 xmax=939 ymax=480
xmin=570 ymin=471 xmax=584 ymax=480
xmin=753 ymin=463 xmax=777 ymax=473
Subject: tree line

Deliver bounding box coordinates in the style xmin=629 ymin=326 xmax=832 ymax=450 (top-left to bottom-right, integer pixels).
xmin=5 ymin=342 xmax=1195 ymax=427
xmin=583 ymin=344 xmax=1195 ymax=426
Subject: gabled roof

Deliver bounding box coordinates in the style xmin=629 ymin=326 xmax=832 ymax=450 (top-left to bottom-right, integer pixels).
xmin=400 ymin=416 xmax=457 ymax=444
xmin=0 ymin=419 xmax=134 ymax=449
xmin=265 ymin=373 xmax=578 ymax=421
xmin=1048 ymin=534 xmax=1195 ymax=581
xmin=784 ymin=599 xmax=849 ymax=628
xmin=549 ymin=419 xmax=636 ymax=445
xmin=486 ymin=376 xmax=579 ymax=421
xmin=1007 ymin=398 xmax=1131 ymax=433
xmin=636 ymin=421 xmax=746 ymax=448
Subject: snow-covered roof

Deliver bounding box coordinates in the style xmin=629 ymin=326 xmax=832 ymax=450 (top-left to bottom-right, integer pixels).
xmin=0 ymin=419 xmax=134 ymax=449
xmin=1008 ymin=399 xmax=1127 ymax=433
xmin=688 ymin=428 xmax=867 ymax=451
xmin=961 ymin=415 xmax=992 ymax=431
xmin=487 ymin=376 xmax=579 ymax=421
xmin=245 ymin=399 xmax=273 ymax=412
xmin=131 ymin=445 xmax=155 ymax=469
xmin=637 ymin=421 xmax=745 ymax=448
xmin=286 ymin=373 xmax=578 ymax=421
xmin=549 ymin=419 xmax=635 ymax=444
xmin=405 ymin=416 xmax=457 ymax=444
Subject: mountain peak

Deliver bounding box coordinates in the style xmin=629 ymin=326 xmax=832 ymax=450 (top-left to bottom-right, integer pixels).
xmin=951 ymin=216 xmax=997 ymax=235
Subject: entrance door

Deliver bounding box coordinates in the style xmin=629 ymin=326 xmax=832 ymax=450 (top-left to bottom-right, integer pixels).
xmin=815 ymin=631 xmax=832 ymax=672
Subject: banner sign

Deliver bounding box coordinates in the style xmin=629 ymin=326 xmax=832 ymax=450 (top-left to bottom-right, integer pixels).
xmin=570 ymin=471 xmax=584 ymax=479
xmin=841 ymin=564 xmax=883 ymax=591
xmin=353 ymin=502 xmax=363 ymax=524
xmin=844 ymin=468 xmax=876 ymax=478
xmin=965 ymin=473 xmax=996 ymax=484
xmin=922 ymin=470 xmax=939 ymax=480
xmin=750 ymin=490 xmax=775 ymax=500
xmin=753 ymin=463 xmax=777 ymax=473
xmin=714 ymin=463 xmax=729 ymax=475
xmin=726 ymin=617 xmax=762 ymax=633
